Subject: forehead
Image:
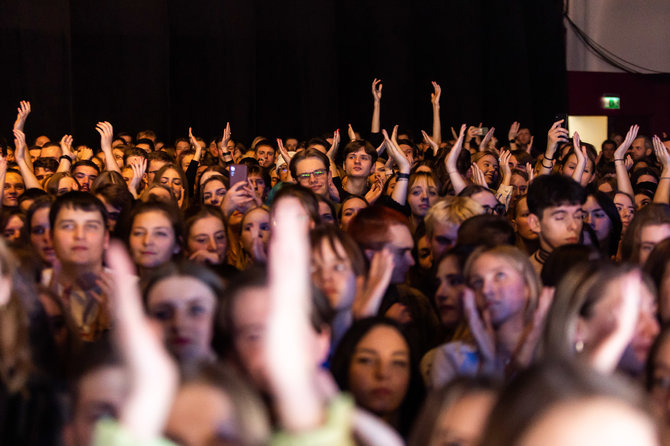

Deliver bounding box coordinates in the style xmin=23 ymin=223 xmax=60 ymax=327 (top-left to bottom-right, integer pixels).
xmin=74 ymin=165 xmax=98 ymax=175
xmin=357 ymin=325 xmax=408 ymax=351
xmin=191 ymin=215 xmax=224 ymax=233
xmin=478 ymin=154 xmax=497 ymax=164
xmin=543 ymin=203 xmax=583 ymax=216
xmin=343 ymin=198 xmax=367 ymax=210
xmin=243 ymin=208 xmax=269 ymax=223
xmin=203 ymin=179 xmax=225 ymax=190
xmin=148 ymin=276 xmax=217 ymax=305
xmin=256 ymin=144 xmax=274 ymax=152
xmin=295 ymin=157 xmax=326 ymax=173
xmin=387 ymin=224 xmax=413 ymax=247
xmin=161 ymin=169 xmax=180 ymax=179
xmin=5 ymin=172 xmax=24 ymax=182
xmin=55 ymin=205 xmax=105 ymax=223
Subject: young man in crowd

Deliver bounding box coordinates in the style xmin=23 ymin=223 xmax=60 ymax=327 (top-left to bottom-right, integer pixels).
xmin=337 ymin=139 xmax=377 ymax=200
xmin=254 ymin=139 xmax=277 ymax=169
xmin=526 ymin=173 xmax=587 ymax=275
xmin=289 ymin=148 xmax=332 ymax=199
xmin=45 ymin=192 xmax=110 ymax=341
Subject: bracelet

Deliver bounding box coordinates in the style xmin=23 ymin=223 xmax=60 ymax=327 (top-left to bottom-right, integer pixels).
xmin=447 ymin=170 xmax=459 ymax=175
xmin=662 ymin=177 xmax=670 ymax=180
xmin=59 ymin=155 xmax=72 ymax=163
xmin=544 ymin=156 xmax=554 ymax=161
xmin=614 ymin=158 xmax=624 ymax=162
xmin=541 ymin=162 xmax=553 ymax=169
xmin=397 ymin=173 xmax=410 ymax=179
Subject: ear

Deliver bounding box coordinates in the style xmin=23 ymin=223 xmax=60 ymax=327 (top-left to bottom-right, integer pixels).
xmin=527 ymin=213 xmax=542 ymax=235
xmin=369 ymin=161 xmax=376 ymax=174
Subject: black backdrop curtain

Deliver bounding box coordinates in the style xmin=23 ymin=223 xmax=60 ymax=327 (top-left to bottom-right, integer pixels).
xmin=0 ymin=0 xmax=567 ymax=148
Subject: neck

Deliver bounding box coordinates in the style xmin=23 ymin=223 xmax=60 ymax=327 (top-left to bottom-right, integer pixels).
xmin=495 ymin=312 xmax=528 ymax=358
xmin=344 ymin=175 xmax=367 ymax=195
xmin=537 ymin=238 xmax=554 ymax=258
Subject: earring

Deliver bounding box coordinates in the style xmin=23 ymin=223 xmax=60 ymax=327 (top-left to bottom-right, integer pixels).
xmin=575 ymin=340 xmax=584 ymax=353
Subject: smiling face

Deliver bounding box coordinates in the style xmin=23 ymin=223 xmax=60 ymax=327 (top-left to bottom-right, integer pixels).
xmin=147 ymin=275 xmax=217 ymax=364
xmin=348 ymin=325 xmax=410 ymax=417
xmin=129 ymin=210 xmax=178 ymax=269
xmin=408 ymin=176 xmax=438 ymax=218
xmin=475 ymin=154 xmax=499 ymax=187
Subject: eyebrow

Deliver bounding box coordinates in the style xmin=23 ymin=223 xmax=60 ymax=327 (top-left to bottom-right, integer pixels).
xmin=356 ymin=347 xmax=408 ymax=356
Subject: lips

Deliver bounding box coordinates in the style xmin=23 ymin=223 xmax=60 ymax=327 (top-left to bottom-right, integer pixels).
xmin=370 ymin=387 xmax=392 ymax=398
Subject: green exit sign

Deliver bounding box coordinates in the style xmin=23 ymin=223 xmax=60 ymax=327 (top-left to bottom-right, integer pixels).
xmin=602 ymin=96 xmax=621 ymax=109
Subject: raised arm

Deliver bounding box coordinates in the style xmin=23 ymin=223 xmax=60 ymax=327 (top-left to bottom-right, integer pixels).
xmin=371 ymin=78 xmax=382 ymax=134
xmin=653 ymin=135 xmax=670 ymax=204
xmin=57 ymin=135 xmax=75 ymax=173
xmin=96 ymin=121 xmax=121 ymax=173
xmin=383 ymin=126 xmax=410 ymax=206
xmin=13 ymin=100 xmax=31 ymax=132
xmin=0 ymin=153 xmax=6 ymax=211
xmin=421 ymin=130 xmax=439 ymax=157
xmin=188 ymin=127 xmax=203 ymax=163
xmin=266 ymin=197 xmax=323 ymax=432
xmin=430 ymin=81 xmax=442 ymax=145
xmin=571 ymin=132 xmax=588 ymax=186
xmin=507 ymin=121 xmax=520 ymax=150
xmin=327 ymin=129 xmax=341 ymax=179
xmin=613 ymin=124 xmax=638 ymax=197
xmin=538 ymin=120 xmax=569 ymax=176
xmin=218 ymin=122 xmax=233 ymax=166
xmin=479 ymin=127 xmax=496 ymax=152
xmin=445 ymin=124 xmax=468 ymax=194
xmin=13 ymin=129 xmax=42 ymax=189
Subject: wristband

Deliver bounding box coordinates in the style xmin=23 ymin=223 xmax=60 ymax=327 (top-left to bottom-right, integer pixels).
xmin=544 ymin=156 xmax=554 ymax=161
xmin=59 ymin=155 xmax=73 ymax=163
xmin=397 ymin=173 xmax=410 ymax=180
xmin=614 ymin=158 xmax=625 ymax=162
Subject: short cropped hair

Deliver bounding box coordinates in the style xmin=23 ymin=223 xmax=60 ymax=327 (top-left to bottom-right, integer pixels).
xmin=288 ymin=148 xmax=330 ymax=180
xmin=342 ymin=140 xmax=378 ymax=165
xmin=424 ymin=196 xmax=484 ymax=240
xmin=526 ymin=174 xmax=586 ymax=218
xmin=49 ymin=191 xmax=108 ymax=229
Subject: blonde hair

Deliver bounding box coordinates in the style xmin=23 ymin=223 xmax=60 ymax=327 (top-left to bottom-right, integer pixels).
xmin=464 ymin=245 xmax=541 ymax=323
xmin=425 ymin=196 xmax=484 ymax=240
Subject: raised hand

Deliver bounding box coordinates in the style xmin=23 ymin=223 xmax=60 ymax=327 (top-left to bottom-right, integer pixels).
xmin=654 ymin=135 xmax=670 ymax=170
xmin=471 ymin=162 xmax=488 ymax=187
xmin=347 ymin=123 xmax=357 ymax=141
xmin=13 ymin=100 xmax=31 ymax=131
xmin=421 ymin=130 xmax=439 ymax=156
xmin=382 ymin=126 xmax=410 ymax=174
xmin=13 ymin=129 xmax=27 ymax=163
xmin=479 ymin=127 xmax=496 ymax=152
xmin=525 ymin=162 xmax=535 ymax=183
xmin=371 ymin=78 xmax=383 ymax=102
xmin=463 ymin=289 xmax=495 ymax=364
xmin=508 ymin=121 xmax=520 ymax=142
xmin=364 ymin=175 xmax=384 ymax=205
xmin=188 ymin=250 xmax=221 ymax=265
xmin=60 ymin=134 xmax=74 ymax=159
xmin=445 ymin=124 xmax=466 ymax=174
xmin=327 ymin=129 xmax=340 ymax=160
xmin=128 ymin=158 xmax=147 ymax=195
xmin=430 ymin=81 xmax=441 ymax=107
xmin=353 ymin=248 xmax=394 ymax=318
xmin=276 ymin=138 xmax=292 ymax=170
xmin=499 ymin=149 xmax=512 ymax=185
xmin=614 ymin=124 xmax=639 ymax=160
xmin=221 ymin=181 xmax=256 ymax=217
xmin=76 ymin=145 xmax=94 ymax=161
xmin=105 ymin=242 xmax=178 ymax=441
xmin=547 ymin=120 xmax=569 ymax=156
xmin=96 ymin=121 xmax=114 ymax=153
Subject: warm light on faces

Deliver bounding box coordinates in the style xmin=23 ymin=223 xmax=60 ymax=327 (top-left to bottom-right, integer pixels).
xmin=147 ymin=276 xmax=217 ymax=363
xmin=475 ymin=154 xmax=499 ymax=186
xmin=514 ymin=197 xmax=538 ymax=241
xmin=3 ymin=215 xmax=23 ymax=242
xmin=530 ymin=204 xmax=584 ymax=251
xmin=408 ymin=177 xmax=438 ymax=218
xmin=340 ymin=198 xmax=367 ymax=231
xmin=3 ymin=172 xmax=25 ymax=207
xmin=430 ymin=391 xmax=496 ymax=446
xmin=348 ymin=325 xmax=410 ymax=417
xmin=240 ymin=208 xmax=271 ymax=257
xmin=52 ymin=207 xmax=109 ymax=268
xmin=430 ymin=220 xmax=459 ymax=260
xmin=344 ymin=149 xmax=373 ymax=178
xmin=295 ymin=158 xmax=328 ymax=197
xmin=160 ymin=169 xmax=184 ymax=205
xmin=202 ymin=180 xmax=227 ymax=207
xmin=561 ymin=154 xmax=594 ymax=185
xmin=129 ymin=211 xmax=179 ymax=269
xmin=187 ymin=216 xmax=227 ymax=265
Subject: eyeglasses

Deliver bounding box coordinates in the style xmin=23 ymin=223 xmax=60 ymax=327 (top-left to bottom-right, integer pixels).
xmin=296 ymin=169 xmax=326 ymax=182
xmin=482 ymin=203 xmax=507 ymax=215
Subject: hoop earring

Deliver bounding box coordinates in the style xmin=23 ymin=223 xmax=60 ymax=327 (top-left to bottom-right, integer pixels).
xmin=575 ymin=340 xmax=584 ymax=353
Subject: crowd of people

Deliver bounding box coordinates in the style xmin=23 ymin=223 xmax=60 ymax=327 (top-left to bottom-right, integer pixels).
xmin=1 ymin=78 xmax=670 ymax=445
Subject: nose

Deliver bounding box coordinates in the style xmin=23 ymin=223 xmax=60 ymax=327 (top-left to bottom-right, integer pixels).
xmin=171 ymin=308 xmax=188 ymax=332
xmin=74 ymin=224 xmax=85 ymax=240
xmin=143 ymin=232 xmax=152 ymax=246
xmin=207 ymin=236 xmax=217 ymax=252
xmin=374 ymin=360 xmax=389 ymax=380
xmin=405 ymin=251 xmax=415 ymax=267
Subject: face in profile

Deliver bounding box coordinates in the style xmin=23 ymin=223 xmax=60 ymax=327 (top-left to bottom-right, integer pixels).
xmin=435 ymin=255 xmax=465 ymax=328
xmin=348 ymin=324 xmax=410 ymax=417
xmin=146 ymin=275 xmax=217 ymax=364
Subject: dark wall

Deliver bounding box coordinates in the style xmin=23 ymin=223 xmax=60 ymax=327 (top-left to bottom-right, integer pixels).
xmin=0 ymin=0 xmax=567 ymax=148
xmin=567 ymin=71 xmax=670 ymax=139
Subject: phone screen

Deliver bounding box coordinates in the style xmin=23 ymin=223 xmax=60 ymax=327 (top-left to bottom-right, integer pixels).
xmin=229 ymin=164 xmax=248 ymax=187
